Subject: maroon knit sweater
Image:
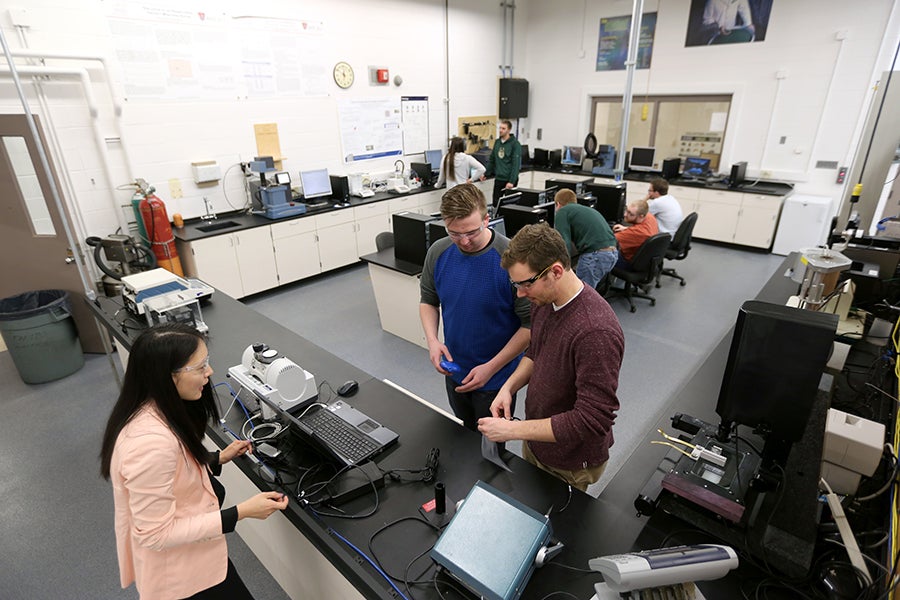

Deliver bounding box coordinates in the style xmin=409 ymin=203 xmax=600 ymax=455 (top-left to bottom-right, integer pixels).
xmin=524 ymin=285 xmax=624 ymax=471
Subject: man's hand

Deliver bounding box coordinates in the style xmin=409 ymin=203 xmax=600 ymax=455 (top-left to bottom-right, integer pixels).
xmin=504 ymin=182 xmax=514 ymax=189
xmin=427 ymin=340 xmax=453 ymax=375
xmin=477 ymin=416 xmax=516 ymax=442
xmin=488 ymin=389 xmax=514 ymax=419
xmin=612 ymin=223 xmax=626 ymax=233
xmin=455 ymin=362 xmax=497 ymax=393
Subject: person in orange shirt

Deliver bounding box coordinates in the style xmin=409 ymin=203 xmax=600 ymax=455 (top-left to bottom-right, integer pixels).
xmin=100 ymin=324 xmax=288 ymax=599
xmin=612 ymin=199 xmax=659 ymax=270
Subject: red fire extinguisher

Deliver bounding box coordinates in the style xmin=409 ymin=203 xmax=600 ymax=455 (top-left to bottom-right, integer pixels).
xmin=137 ymin=183 xmax=184 ymax=276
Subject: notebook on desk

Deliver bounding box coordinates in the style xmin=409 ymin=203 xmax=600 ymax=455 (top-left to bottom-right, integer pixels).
xmin=259 ymin=395 xmax=398 ymax=466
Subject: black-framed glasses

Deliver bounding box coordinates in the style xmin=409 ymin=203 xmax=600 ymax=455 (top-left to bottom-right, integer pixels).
xmin=509 ymin=265 xmax=553 ymax=290
xmin=446 ymin=223 xmax=485 ymax=240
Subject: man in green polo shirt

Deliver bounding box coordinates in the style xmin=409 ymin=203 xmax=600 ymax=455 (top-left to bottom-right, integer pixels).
xmin=482 ymin=119 xmax=522 ymax=206
xmin=553 ymin=188 xmax=618 ymax=290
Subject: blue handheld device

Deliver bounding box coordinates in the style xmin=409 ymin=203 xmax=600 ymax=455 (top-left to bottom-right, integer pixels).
xmin=440 ymin=358 xmax=462 ymax=375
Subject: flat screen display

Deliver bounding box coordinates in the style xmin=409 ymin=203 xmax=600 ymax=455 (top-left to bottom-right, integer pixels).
xmin=299 ymin=168 xmax=332 ymax=199
xmin=629 ymin=147 xmax=656 ymax=172
xmin=561 ymin=145 xmax=583 ymax=166
xmin=683 ymin=157 xmax=712 ymax=177
xmin=425 ymin=149 xmax=443 ymax=171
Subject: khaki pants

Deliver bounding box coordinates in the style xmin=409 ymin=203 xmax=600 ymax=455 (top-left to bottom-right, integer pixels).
xmin=522 ymin=442 xmax=606 ymax=492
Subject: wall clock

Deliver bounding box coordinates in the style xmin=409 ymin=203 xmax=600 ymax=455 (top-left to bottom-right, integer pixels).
xmin=333 ymin=61 xmax=354 ymax=89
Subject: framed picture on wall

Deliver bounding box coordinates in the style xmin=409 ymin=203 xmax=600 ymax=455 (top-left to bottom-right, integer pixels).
xmin=596 ymin=13 xmax=657 ymax=72
xmin=685 ymin=0 xmax=773 ymax=47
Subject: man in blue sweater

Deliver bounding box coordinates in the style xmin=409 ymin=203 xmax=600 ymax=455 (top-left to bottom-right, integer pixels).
xmin=420 ymin=183 xmax=531 ymax=430
xmin=478 ymin=224 xmax=624 ymax=491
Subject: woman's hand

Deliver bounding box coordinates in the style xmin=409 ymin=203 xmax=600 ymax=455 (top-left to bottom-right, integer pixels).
xmin=236 ymin=492 xmax=289 ymax=520
xmin=219 ymin=440 xmax=252 ymax=464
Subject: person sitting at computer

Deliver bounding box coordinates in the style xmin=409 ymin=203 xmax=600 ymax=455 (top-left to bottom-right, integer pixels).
xmin=436 ymin=137 xmax=486 ymax=190
xmin=645 ymin=177 xmax=683 ymax=239
xmin=100 ymin=323 xmax=288 ymax=599
xmin=612 ymin=200 xmax=659 ymax=270
xmin=553 ymin=188 xmax=618 ymax=290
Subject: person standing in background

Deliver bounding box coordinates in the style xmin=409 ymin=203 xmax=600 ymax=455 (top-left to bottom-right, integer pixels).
xmin=482 ymin=119 xmax=522 ymax=206
xmin=436 ymin=137 xmax=486 ymax=190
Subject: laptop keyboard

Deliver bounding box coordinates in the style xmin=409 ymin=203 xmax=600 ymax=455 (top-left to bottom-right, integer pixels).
xmin=302 ymin=408 xmax=379 ymax=463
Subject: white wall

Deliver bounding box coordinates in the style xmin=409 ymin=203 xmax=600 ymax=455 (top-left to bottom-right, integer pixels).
xmin=519 ymin=0 xmax=899 ymax=210
xmin=0 ymin=0 xmax=514 ymax=237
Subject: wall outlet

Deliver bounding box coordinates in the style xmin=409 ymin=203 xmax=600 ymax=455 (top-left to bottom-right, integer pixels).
xmin=761 ymin=170 xmax=773 ymax=178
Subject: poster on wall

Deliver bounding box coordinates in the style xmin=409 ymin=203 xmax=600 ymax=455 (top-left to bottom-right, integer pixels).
xmin=338 ymin=97 xmax=403 ymax=163
xmin=596 ymin=13 xmax=657 ymax=72
xmin=685 ymin=0 xmax=773 ymax=47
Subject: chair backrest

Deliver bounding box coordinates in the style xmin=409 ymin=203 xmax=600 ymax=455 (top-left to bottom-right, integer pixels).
xmin=629 ymin=233 xmax=673 ymax=281
xmin=668 ymin=212 xmax=698 ymax=260
xmin=375 ymin=231 xmax=395 ymax=252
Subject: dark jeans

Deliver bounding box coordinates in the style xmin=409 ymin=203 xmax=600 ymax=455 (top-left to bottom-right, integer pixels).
xmin=184 ymin=559 xmax=253 ymax=600
xmin=445 ymin=376 xmax=517 ymax=431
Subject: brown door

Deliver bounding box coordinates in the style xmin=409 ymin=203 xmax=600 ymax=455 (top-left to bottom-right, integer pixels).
xmin=0 ymin=114 xmax=103 ymax=353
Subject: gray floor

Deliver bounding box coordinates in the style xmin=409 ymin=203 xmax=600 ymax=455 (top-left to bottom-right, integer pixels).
xmin=0 ymin=242 xmax=784 ymax=598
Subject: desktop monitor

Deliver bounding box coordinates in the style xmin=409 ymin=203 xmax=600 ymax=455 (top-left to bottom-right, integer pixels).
xmin=299 ymin=168 xmax=333 ymax=200
xmin=561 ymin=145 xmax=584 ymax=167
xmin=628 ymin=147 xmax=656 ymax=172
xmin=425 ymin=149 xmax=443 ymax=172
xmin=716 ymin=301 xmax=838 ymax=450
xmin=533 ymin=148 xmax=550 ymax=168
xmin=683 ymin=157 xmax=712 ymax=178
xmin=520 ymin=144 xmax=531 ymax=165
xmin=592 ymin=145 xmax=616 ymax=176
xmin=410 ymin=162 xmax=435 ymax=186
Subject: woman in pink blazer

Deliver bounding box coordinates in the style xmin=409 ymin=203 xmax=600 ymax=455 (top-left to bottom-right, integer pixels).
xmin=100 ymin=324 xmax=288 ymax=599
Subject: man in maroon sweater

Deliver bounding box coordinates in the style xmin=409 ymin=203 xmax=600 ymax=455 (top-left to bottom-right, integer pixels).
xmin=477 ymin=224 xmax=625 ymax=491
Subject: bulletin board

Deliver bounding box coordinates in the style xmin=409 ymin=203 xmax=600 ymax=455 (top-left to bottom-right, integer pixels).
xmin=457 ymin=116 xmax=497 ymax=154
xmin=338 ymin=97 xmax=404 ymax=163
xmin=401 ymin=96 xmax=430 ymax=155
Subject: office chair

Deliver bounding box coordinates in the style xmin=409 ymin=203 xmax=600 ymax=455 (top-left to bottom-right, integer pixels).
xmin=375 ymin=231 xmax=394 ymax=252
xmin=656 ymin=212 xmax=698 ymax=288
xmin=606 ymin=233 xmax=671 ymax=313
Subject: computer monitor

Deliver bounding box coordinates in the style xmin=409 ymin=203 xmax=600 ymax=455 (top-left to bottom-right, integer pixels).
xmin=628 ymin=147 xmax=656 ymax=172
xmin=561 ymin=145 xmax=584 ymax=167
xmin=592 ymin=145 xmax=616 ymax=176
xmin=682 ymin=157 xmax=711 ymax=178
xmin=715 ymin=301 xmax=838 ymax=459
xmin=520 ymin=144 xmax=531 ymax=165
xmin=299 ymin=168 xmax=333 ymax=200
xmin=410 ymin=162 xmax=435 ymax=186
xmin=533 ymin=148 xmax=549 ymax=168
xmin=425 ymin=149 xmax=443 ymax=172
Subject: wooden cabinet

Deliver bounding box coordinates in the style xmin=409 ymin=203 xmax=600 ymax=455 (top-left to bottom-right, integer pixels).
xmin=183 ymin=226 xmax=277 ymax=298
xmin=271 ymin=218 xmax=320 ymax=285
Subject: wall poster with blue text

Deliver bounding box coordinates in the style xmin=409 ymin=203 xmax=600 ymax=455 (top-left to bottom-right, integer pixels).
xmin=685 ymin=0 xmax=774 ymax=47
xmin=596 ymin=13 xmax=657 ymax=72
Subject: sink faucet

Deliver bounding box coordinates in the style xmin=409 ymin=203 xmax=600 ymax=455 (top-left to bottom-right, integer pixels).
xmin=201 ymin=196 xmax=217 ymax=221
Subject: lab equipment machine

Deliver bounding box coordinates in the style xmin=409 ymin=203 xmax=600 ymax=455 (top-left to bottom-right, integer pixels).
xmin=121 ymin=268 xmax=214 ymax=333
xmin=251 ymin=161 xmax=307 ymax=219
xmin=227 ymin=343 xmax=318 ymax=419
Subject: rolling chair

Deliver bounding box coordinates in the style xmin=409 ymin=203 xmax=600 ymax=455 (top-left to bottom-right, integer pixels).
xmin=606 ymin=233 xmax=671 ymax=313
xmin=375 ymin=231 xmax=394 ymax=252
xmin=655 ymin=212 xmax=698 ymax=288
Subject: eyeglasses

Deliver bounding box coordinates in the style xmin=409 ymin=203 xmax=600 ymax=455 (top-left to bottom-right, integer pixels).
xmin=446 ymin=223 xmax=485 ymax=241
xmin=509 ymin=264 xmax=553 ymax=289
xmin=174 ymin=355 xmax=211 ymax=373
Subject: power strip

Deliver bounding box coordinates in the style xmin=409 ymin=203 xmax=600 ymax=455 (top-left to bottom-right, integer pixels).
xmin=327 ymin=461 xmax=384 ymax=505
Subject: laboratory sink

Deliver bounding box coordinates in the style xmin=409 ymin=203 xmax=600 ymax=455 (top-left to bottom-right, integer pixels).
xmin=196 ymin=220 xmax=241 ymax=233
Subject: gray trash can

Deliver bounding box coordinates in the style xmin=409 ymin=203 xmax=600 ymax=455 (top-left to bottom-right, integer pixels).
xmin=0 ymin=290 xmax=85 ymax=384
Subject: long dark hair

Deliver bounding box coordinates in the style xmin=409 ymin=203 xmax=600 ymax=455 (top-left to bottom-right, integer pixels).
xmin=100 ymin=324 xmax=219 ymax=479
xmin=444 ymin=137 xmax=466 ymax=181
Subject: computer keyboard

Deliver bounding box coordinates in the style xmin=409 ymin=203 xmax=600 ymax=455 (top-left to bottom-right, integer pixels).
xmin=302 ymin=407 xmax=379 ymax=463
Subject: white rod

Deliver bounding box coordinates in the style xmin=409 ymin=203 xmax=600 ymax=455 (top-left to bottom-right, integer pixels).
xmin=616 ymin=0 xmax=644 ymax=180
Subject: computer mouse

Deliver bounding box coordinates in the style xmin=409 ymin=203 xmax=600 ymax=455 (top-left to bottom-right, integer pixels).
xmin=337 ymin=380 xmax=359 ymax=397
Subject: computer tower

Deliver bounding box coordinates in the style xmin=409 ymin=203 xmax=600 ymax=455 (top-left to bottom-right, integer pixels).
xmin=330 ymin=175 xmax=349 ymax=202
xmin=716 ymin=301 xmax=838 ymax=444
xmin=498 ymin=204 xmax=548 ymax=238
xmin=576 ymin=192 xmax=596 ymax=208
xmin=583 ymin=181 xmax=626 ymax=224
xmin=393 ymin=212 xmax=439 ymax=266
xmin=499 ymin=78 xmax=529 ymax=118
xmin=662 ymin=158 xmax=681 ymax=180
xmin=511 ymin=187 xmax=550 ymax=207
xmin=534 ymin=201 xmax=556 ymax=229
xmin=545 ymin=178 xmax=594 ymax=195
xmin=533 ymin=148 xmax=550 ymax=169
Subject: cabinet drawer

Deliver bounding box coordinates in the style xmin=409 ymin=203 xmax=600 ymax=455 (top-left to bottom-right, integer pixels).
xmin=389 ymin=196 xmax=419 ymax=214
xmin=315 ymin=208 xmax=355 ymax=228
xmin=271 ymin=217 xmax=316 ymax=239
xmin=669 ymin=185 xmax=700 ymax=202
xmin=698 ymin=189 xmax=742 ymax=205
xmin=354 ymin=202 xmax=388 ymax=220
xmin=741 ymin=193 xmax=783 ymax=211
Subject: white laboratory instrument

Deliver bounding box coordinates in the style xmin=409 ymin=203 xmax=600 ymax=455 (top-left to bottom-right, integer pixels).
xmin=589 ymin=544 xmax=738 ymax=594
xmin=227 ymin=344 xmax=317 ymax=418
xmin=121 ymin=268 xmax=213 ymax=332
xmin=772 ymin=194 xmax=833 ymax=256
